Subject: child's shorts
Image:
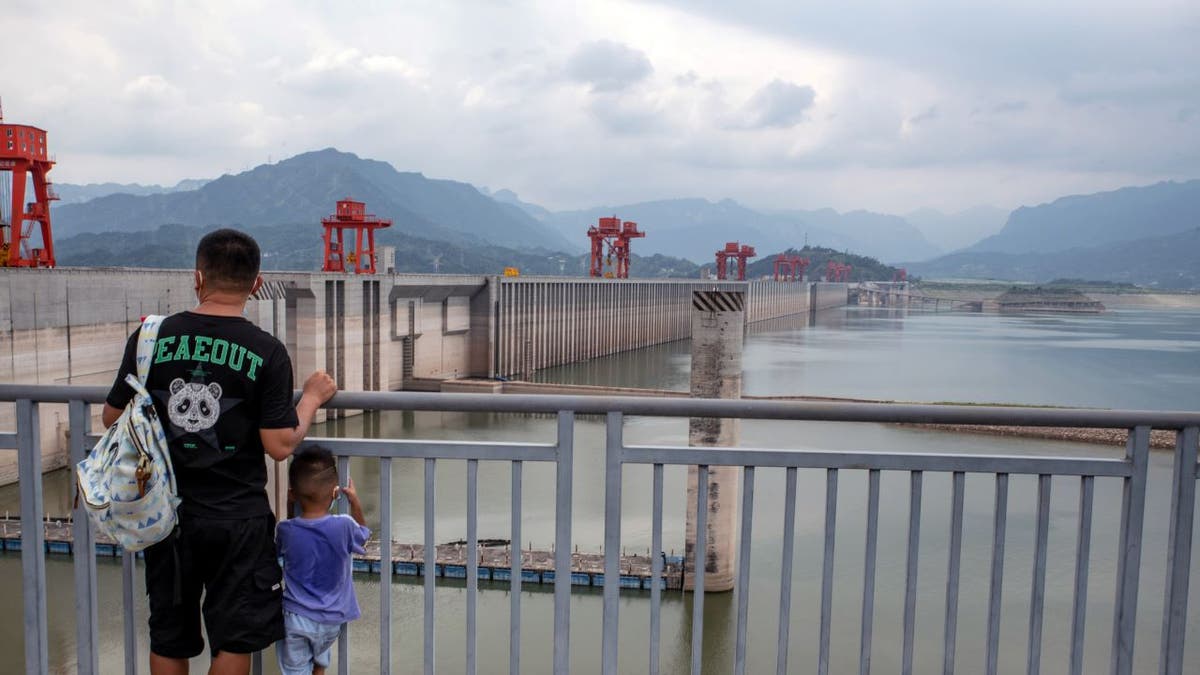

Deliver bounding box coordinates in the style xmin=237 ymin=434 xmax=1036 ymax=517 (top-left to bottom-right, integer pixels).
xmin=276 ymin=611 xmax=342 ymax=675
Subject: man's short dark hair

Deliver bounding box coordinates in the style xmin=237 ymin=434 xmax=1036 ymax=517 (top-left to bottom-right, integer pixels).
xmin=196 ymin=229 xmax=261 ymax=293
xmin=289 ymin=445 xmax=338 ymax=502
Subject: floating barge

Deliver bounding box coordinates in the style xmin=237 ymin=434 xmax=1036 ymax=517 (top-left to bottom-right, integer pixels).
xmin=986 ymin=287 xmax=1106 ymax=313
xmin=0 ymin=517 xmax=684 ymax=591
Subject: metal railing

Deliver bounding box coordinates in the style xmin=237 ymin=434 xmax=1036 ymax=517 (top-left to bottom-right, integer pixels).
xmin=2 ymin=384 xmax=1198 ymax=675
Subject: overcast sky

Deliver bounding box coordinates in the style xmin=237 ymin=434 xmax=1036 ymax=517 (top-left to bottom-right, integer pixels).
xmin=6 ymin=0 xmax=1197 ymax=214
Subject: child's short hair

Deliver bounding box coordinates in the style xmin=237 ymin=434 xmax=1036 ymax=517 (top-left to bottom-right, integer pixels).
xmin=289 ymin=445 xmax=338 ymax=502
xmin=196 ymin=228 xmax=261 ymax=293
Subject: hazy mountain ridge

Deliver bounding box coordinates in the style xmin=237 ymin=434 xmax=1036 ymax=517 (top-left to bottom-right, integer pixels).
xmin=908 ymin=228 xmax=1200 ymax=289
xmin=769 ymin=208 xmax=942 ymax=262
xmin=52 ymin=178 xmax=209 ymax=204
xmin=51 ymin=149 xmax=575 ymax=251
xmin=969 ymin=180 xmax=1200 ymax=254
xmin=905 ymin=205 xmax=1008 ymax=252
xmin=536 ymin=198 xmax=940 ymax=264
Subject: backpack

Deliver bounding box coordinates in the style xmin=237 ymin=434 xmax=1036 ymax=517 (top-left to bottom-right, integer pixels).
xmin=76 ymin=315 xmax=180 ymax=552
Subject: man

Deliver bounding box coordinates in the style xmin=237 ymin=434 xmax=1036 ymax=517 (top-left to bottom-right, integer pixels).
xmin=103 ymin=229 xmax=337 ymax=675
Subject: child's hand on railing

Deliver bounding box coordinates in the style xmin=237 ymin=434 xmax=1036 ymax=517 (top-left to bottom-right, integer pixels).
xmin=339 ymin=477 xmax=366 ymax=526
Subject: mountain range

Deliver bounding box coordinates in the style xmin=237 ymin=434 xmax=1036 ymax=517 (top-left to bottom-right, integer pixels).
xmin=506 ymin=196 xmax=943 ymax=264
xmin=907 ymin=180 xmax=1200 ymax=286
xmin=46 ymin=149 xmax=1199 ymax=287
xmin=52 ymin=179 xmax=209 ymax=205
xmin=967 ymin=180 xmax=1200 ymax=254
xmin=51 ymin=149 xmax=575 ymax=252
xmin=904 ymin=206 xmax=1009 ymax=252
xmin=909 ymin=228 xmax=1200 ymax=289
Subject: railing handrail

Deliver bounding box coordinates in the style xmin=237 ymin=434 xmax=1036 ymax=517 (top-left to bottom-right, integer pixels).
xmin=3 ymin=383 xmax=1199 ymax=429
xmin=3 ymin=388 xmax=1197 ymax=674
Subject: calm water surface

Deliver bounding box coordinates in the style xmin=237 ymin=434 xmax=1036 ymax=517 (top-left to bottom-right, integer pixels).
xmin=4 ymin=306 xmax=1200 ymax=673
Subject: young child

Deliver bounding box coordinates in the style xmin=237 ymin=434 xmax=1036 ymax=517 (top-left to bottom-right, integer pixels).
xmin=276 ymin=445 xmax=370 ymax=675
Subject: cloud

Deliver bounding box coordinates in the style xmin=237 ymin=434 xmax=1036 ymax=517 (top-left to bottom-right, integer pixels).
xmin=587 ymin=94 xmax=664 ymax=134
xmin=121 ymin=75 xmax=183 ymax=107
xmin=2 ymin=0 xmax=1196 ymax=216
xmin=735 ymin=79 xmax=816 ymax=129
xmin=565 ymin=40 xmax=653 ymax=92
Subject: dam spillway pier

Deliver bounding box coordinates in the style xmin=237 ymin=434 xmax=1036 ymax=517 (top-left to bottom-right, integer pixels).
xmin=685 ymin=289 xmax=746 ymax=593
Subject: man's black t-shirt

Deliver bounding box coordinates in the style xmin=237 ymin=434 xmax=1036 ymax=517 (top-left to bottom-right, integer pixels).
xmin=106 ymin=311 xmax=299 ymax=519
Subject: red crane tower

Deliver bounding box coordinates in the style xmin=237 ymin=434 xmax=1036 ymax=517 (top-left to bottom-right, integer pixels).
xmin=587 ymin=216 xmax=644 ymax=278
xmin=321 ymin=199 xmax=392 ymax=274
xmin=825 ymin=261 xmax=852 ymax=282
xmin=772 ymin=254 xmax=810 ymax=281
xmin=793 ymin=256 xmax=811 ymax=281
xmin=715 ymin=242 xmax=756 ymax=280
xmin=0 ymin=102 xmax=58 ymax=267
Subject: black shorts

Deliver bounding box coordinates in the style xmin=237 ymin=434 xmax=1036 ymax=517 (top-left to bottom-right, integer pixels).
xmin=144 ymin=513 xmax=284 ymax=658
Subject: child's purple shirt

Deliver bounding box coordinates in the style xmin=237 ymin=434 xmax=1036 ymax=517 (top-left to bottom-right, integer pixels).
xmin=277 ymin=514 xmax=371 ymax=624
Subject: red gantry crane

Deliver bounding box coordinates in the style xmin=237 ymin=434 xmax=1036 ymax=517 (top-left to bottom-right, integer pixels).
xmin=893 ymin=267 xmax=908 ymax=282
xmin=0 ymin=101 xmax=58 ymax=267
xmin=587 ymin=216 xmax=644 ymax=278
xmin=772 ymin=254 xmax=810 ymax=282
xmin=715 ymin=242 xmax=756 ymax=280
xmin=825 ymin=261 xmax=852 ymax=282
xmin=321 ymin=199 xmax=392 ymax=274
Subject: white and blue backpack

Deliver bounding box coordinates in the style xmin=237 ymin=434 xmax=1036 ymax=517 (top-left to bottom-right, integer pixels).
xmin=77 ymin=315 xmax=180 ymax=552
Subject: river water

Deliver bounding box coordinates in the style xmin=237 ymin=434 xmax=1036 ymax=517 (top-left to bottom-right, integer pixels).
xmin=3 ymin=306 xmax=1200 ymax=673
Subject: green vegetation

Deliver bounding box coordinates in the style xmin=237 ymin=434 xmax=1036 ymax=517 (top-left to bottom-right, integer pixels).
xmin=730 ymin=246 xmax=903 ymax=281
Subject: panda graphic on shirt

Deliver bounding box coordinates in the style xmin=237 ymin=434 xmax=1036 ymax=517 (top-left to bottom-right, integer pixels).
xmin=155 ymin=364 xmax=243 ymax=455
xmin=167 ymin=379 xmax=222 ymax=433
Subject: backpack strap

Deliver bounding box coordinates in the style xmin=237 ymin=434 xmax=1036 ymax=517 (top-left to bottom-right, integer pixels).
xmin=136 ymin=315 xmax=166 ymax=386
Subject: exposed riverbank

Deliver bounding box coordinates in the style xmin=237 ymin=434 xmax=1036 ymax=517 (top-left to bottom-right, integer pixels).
xmin=443 ymin=379 xmax=1183 ymax=449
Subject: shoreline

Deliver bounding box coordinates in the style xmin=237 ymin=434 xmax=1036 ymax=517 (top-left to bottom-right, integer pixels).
xmin=447 ymin=380 xmax=1184 ymax=450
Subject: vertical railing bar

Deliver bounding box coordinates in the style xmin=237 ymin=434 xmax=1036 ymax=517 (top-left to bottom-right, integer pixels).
xmin=985 ymin=473 xmax=1009 ymax=675
xmin=510 ymin=460 xmax=523 ymax=675
xmin=690 ymin=464 xmax=709 ymax=675
xmin=1111 ymin=426 xmax=1150 ymax=675
xmin=777 ymin=466 xmax=798 ymax=675
xmin=336 ymin=455 xmax=350 ymax=675
xmin=554 ymin=411 xmax=575 ymax=675
xmin=601 ymin=412 xmax=624 ymax=675
xmin=902 ymin=471 xmax=923 ymax=675
xmin=122 ymin=551 xmax=137 ymax=675
xmin=733 ymin=466 xmax=755 ymax=675
xmin=466 ymin=458 xmax=479 ymax=675
xmin=1069 ymin=475 xmax=1095 ymax=675
xmin=1160 ymin=426 xmax=1198 ymax=675
xmin=424 ymin=458 xmax=436 ymax=675
xmin=859 ymin=468 xmax=881 ymax=675
xmin=943 ymin=471 xmax=966 ymax=675
xmin=69 ymin=399 xmax=100 ymax=675
xmin=380 ymin=456 xmax=393 ymax=675
xmin=816 ymin=468 xmax=835 ymax=672
xmin=1027 ymin=474 xmax=1052 ymax=675
xmin=650 ymin=462 xmax=664 ymax=675
xmin=251 ymin=651 xmax=263 ymax=675
xmin=16 ymin=399 xmax=48 ymax=675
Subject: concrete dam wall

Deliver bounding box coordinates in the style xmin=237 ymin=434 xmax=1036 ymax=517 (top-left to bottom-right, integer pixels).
xmin=493 ymin=278 xmax=839 ymax=377
xmin=1 ymin=269 xmax=839 ymax=481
